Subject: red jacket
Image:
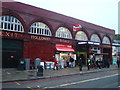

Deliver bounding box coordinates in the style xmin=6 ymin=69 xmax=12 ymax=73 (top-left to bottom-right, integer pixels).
xmin=54 ymin=59 xmax=57 ymax=67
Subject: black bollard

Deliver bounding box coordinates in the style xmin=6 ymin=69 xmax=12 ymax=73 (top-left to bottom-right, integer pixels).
xmin=37 ymin=65 xmax=43 ymax=76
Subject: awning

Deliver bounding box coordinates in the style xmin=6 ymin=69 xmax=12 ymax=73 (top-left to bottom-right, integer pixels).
xmin=56 ymin=44 xmax=75 ymax=52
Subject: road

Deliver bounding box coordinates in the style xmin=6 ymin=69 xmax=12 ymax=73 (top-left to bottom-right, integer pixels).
xmin=1 ymin=69 xmax=120 ymax=89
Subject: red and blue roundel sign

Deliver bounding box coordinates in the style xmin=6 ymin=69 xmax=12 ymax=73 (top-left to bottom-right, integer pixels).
xmin=73 ymin=24 xmax=82 ymax=31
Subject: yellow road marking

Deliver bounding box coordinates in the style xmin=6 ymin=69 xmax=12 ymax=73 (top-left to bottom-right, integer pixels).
xmin=27 ymin=87 xmax=34 ymax=90
xmin=59 ymin=83 xmax=72 ymax=87
xmin=15 ymin=82 xmax=21 ymax=85
xmin=43 ymin=87 xmax=48 ymax=89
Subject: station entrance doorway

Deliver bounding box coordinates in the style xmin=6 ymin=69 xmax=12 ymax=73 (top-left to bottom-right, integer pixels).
xmin=2 ymin=38 xmax=23 ymax=68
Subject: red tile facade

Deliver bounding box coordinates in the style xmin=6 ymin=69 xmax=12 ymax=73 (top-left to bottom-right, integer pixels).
xmin=1 ymin=2 xmax=115 ymax=67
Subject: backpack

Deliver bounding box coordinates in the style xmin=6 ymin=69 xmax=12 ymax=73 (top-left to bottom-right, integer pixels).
xmin=70 ymin=58 xmax=74 ymax=62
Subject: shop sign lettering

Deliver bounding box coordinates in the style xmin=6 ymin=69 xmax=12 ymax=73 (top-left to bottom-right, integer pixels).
xmin=31 ymin=35 xmax=51 ymax=41
xmin=0 ymin=31 xmax=23 ymax=38
xmin=59 ymin=39 xmax=71 ymax=44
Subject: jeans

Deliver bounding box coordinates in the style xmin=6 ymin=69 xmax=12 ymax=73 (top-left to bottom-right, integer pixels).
xmin=70 ymin=62 xmax=74 ymax=68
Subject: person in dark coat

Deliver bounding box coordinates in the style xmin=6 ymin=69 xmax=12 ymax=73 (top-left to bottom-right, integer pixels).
xmin=78 ymin=58 xmax=83 ymax=71
xmin=96 ymin=59 xmax=101 ymax=69
xmin=69 ymin=56 xmax=74 ymax=68
xmin=66 ymin=57 xmax=70 ymax=68
xmin=87 ymin=58 xmax=91 ymax=70
xmin=117 ymin=57 xmax=120 ymax=68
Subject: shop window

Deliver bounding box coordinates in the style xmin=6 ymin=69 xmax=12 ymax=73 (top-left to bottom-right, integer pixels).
xmin=0 ymin=16 xmax=24 ymax=32
xmin=29 ymin=22 xmax=52 ymax=36
xmin=90 ymin=34 xmax=100 ymax=43
xmin=55 ymin=27 xmax=72 ymax=39
xmin=102 ymin=36 xmax=110 ymax=44
xmin=75 ymin=31 xmax=88 ymax=41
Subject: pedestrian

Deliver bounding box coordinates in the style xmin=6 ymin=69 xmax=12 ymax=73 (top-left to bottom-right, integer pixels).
xmin=87 ymin=58 xmax=91 ymax=70
xmin=107 ymin=60 xmax=110 ymax=68
xmin=69 ymin=56 xmax=74 ymax=68
xmin=53 ymin=58 xmax=57 ymax=70
xmin=78 ymin=58 xmax=83 ymax=71
xmin=96 ymin=59 xmax=101 ymax=69
xmin=60 ymin=56 xmax=64 ymax=69
xmin=66 ymin=57 xmax=70 ymax=68
xmin=117 ymin=56 xmax=120 ymax=68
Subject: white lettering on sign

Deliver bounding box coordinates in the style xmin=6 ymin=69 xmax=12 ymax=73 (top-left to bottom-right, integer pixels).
xmin=31 ymin=35 xmax=51 ymax=41
xmin=0 ymin=31 xmax=22 ymax=38
xmin=60 ymin=39 xmax=71 ymax=43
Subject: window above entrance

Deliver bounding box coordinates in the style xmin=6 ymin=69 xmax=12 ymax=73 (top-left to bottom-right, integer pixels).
xmin=29 ymin=22 xmax=52 ymax=36
xmin=102 ymin=36 xmax=110 ymax=44
xmin=0 ymin=16 xmax=24 ymax=32
xmin=75 ymin=31 xmax=88 ymax=41
xmin=90 ymin=34 xmax=100 ymax=43
xmin=55 ymin=27 xmax=72 ymax=39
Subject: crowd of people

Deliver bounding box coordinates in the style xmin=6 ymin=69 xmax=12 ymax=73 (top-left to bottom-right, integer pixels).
xmin=53 ymin=55 xmax=120 ymax=71
xmin=78 ymin=56 xmax=120 ymax=72
xmin=53 ymin=56 xmax=75 ymax=70
xmin=78 ymin=57 xmax=103 ymax=71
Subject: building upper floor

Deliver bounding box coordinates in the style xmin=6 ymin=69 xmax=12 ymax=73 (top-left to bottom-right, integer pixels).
xmin=0 ymin=1 xmax=115 ymax=45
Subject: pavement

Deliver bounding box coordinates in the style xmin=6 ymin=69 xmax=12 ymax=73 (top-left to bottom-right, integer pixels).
xmin=1 ymin=65 xmax=119 ymax=83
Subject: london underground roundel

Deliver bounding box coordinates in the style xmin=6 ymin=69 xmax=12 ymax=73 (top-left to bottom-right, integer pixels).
xmin=73 ymin=24 xmax=82 ymax=31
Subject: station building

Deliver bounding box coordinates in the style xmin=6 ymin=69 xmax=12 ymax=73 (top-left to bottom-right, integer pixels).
xmin=0 ymin=1 xmax=115 ymax=68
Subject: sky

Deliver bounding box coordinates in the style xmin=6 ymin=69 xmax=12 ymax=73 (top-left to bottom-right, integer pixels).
xmin=12 ymin=0 xmax=119 ymax=34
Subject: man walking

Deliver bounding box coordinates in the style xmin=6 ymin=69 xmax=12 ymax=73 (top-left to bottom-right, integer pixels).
xmin=117 ymin=56 xmax=120 ymax=68
xmin=70 ymin=56 xmax=74 ymax=68
xmin=87 ymin=58 xmax=91 ymax=70
xmin=78 ymin=58 xmax=83 ymax=71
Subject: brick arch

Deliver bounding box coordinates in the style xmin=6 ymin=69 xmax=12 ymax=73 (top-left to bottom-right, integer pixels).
xmin=28 ymin=17 xmax=53 ymax=35
xmin=55 ymin=24 xmax=73 ymax=39
xmin=90 ymin=32 xmax=102 ymax=43
xmin=74 ymin=28 xmax=90 ymax=40
xmin=2 ymin=11 xmax=27 ymax=33
xmin=101 ymin=34 xmax=112 ymax=45
xmin=55 ymin=23 xmax=72 ymax=32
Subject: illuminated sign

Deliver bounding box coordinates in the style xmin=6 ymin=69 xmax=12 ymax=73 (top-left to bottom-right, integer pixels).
xmin=73 ymin=24 xmax=82 ymax=31
xmin=78 ymin=41 xmax=100 ymax=45
xmin=78 ymin=42 xmax=87 ymax=44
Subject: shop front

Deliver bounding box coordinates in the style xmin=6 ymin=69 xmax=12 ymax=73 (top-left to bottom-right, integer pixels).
xmin=77 ymin=41 xmax=100 ymax=65
xmin=55 ymin=44 xmax=76 ymax=67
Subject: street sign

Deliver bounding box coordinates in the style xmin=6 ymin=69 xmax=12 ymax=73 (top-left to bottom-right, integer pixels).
xmin=73 ymin=24 xmax=82 ymax=31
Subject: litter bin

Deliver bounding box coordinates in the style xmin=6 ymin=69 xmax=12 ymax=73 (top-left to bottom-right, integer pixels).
xmin=24 ymin=58 xmax=30 ymax=70
xmin=37 ymin=65 xmax=43 ymax=76
xmin=18 ymin=59 xmax=25 ymax=70
xmin=34 ymin=58 xmax=41 ymax=69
